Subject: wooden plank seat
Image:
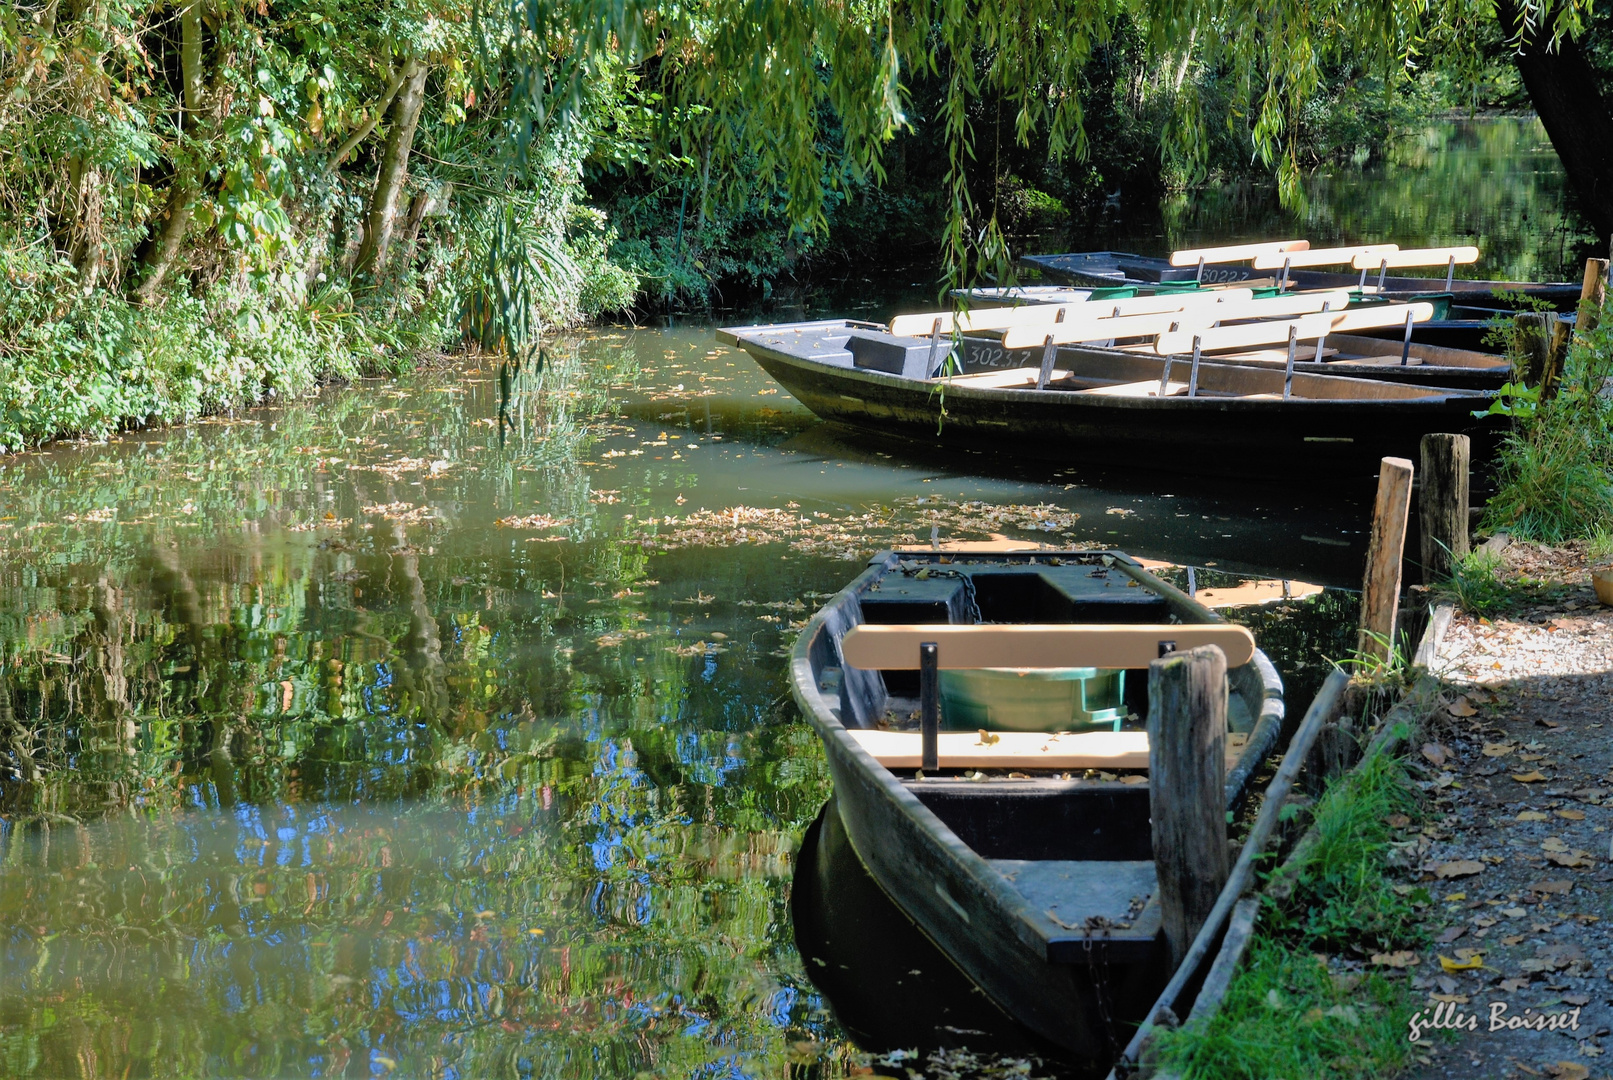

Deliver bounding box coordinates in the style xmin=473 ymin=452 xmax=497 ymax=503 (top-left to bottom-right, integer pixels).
xmin=932 ymin=366 xmax=1069 ymax=389
xmin=840 ymin=623 xmax=1257 ymax=670
xmin=888 ymin=289 xmax=1255 ymax=338
xmin=1350 ymin=246 xmax=1480 ymax=270
xmin=1154 ymin=301 xmax=1436 ymax=357
xmin=1251 ymin=244 xmax=1398 ymax=270
xmin=1168 ymin=240 xmax=1310 ymax=266
xmin=998 ymin=290 xmax=1352 ymax=350
xmin=1072 ymin=379 xmax=1190 ymax=397
xmin=846 ymin=728 xmax=1253 ymax=770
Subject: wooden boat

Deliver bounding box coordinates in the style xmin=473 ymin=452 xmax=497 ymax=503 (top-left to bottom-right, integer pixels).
xmin=787 ymin=549 xmax=1285 ymax=1064
xmin=717 ymin=318 xmax=1503 ymax=478
xmin=1021 ymin=243 xmax=1579 ymax=306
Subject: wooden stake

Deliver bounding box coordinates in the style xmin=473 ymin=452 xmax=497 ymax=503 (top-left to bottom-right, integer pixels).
xmin=1419 ymin=433 xmax=1471 ymax=583
xmin=1515 ymin=312 xmax=1569 ymax=397
xmin=1148 ymin=644 xmax=1229 ymax=970
xmin=1358 ymin=457 xmax=1414 ymax=663
xmin=1580 ymin=257 xmax=1609 ymax=339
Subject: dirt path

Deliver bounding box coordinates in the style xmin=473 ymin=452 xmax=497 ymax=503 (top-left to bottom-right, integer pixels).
xmin=1400 ymin=541 xmax=1613 ymax=1080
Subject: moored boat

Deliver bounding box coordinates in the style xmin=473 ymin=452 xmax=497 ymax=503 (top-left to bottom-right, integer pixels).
xmin=787 ymin=548 xmax=1285 ymax=1064
xmin=717 ymin=318 xmax=1504 ymax=478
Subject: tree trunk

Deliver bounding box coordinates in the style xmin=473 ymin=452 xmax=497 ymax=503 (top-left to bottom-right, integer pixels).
xmin=132 ymin=0 xmax=206 ymax=303
xmin=1502 ymin=2 xmax=1613 ymax=240
xmin=354 ymin=59 xmax=428 ymax=281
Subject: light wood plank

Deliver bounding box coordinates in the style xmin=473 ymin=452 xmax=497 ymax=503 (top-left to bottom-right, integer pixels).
xmin=999 ymin=289 xmax=1351 ymax=350
xmin=1250 ymin=244 xmax=1398 ymax=270
xmin=1154 ymin=302 xmax=1435 ymax=355
xmin=1074 ymin=379 xmax=1189 ymax=397
xmin=848 ymin=728 xmax=1150 ymax=770
xmin=890 ymin=288 xmax=1256 ymax=338
xmin=1350 ymin=246 xmax=1480 ymax=270
xmin=841 ymin=623 xmax=1256 ymax=670
xmin=1168 ymin=240 xmax=1310 ymax=267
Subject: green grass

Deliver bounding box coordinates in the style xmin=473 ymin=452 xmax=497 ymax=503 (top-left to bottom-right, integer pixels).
xmin=1434 ymin=547 xmax=1518 ymax=615
xmin=1152 ymin=753 xmax=1430 ymax=1080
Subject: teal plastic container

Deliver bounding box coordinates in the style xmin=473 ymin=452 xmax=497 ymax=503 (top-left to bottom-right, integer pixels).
xmin=939 ymin=667 xmax=1127 ymax=732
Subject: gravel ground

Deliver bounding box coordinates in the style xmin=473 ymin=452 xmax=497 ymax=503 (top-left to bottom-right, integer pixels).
xmin=1398 ymin=540 xmax=1613 ymax=1080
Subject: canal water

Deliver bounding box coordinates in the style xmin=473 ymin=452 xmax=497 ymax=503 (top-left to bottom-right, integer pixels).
xmin=0 ymin=117 xmax=1588 ymax=1078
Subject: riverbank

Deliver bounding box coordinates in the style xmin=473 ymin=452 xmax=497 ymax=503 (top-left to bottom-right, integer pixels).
xmin=1402 ymin=539 xmax=1613 ymax=1078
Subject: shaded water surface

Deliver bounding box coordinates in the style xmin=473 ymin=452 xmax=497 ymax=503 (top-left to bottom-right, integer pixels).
xmin=0 ymin=116 xmax=1579 ymax=1077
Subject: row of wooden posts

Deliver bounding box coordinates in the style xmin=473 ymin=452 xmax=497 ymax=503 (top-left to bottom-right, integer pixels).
xmin=1148 ymin=430 xmax=1469 ymax=970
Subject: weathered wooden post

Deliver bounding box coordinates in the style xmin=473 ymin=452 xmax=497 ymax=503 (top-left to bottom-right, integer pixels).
xmin=1149 ymin=644 xmax=1229 ymax=969
xmin=1580 ymin=256 xmax=1609 ymax=339
xmin=1514 ymin=311 xmax=1569 ymax=399
xmin=1419 ymin=434 xmax=1470 ymax=583
xmin=1358 ymin=456 xmax=1414 ymax=663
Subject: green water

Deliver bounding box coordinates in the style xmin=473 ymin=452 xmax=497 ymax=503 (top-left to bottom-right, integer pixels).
xmin=0 ymin=116 xmax=1579 ymax=1078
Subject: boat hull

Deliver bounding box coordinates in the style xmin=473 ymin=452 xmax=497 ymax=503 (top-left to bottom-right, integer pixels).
xmin=746 ymin=341 xmax=1502 ymax=479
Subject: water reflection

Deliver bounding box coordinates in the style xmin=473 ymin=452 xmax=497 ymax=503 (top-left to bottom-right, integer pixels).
xmin=1038 ymin=117 xmax=1596 ymax=285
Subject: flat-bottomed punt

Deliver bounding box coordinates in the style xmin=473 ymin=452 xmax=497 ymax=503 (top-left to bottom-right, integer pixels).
xmin=718 ymin=318 xmax=1502 ymax=478
xmin=790 ymin=549 xmax=1284 ymax=1063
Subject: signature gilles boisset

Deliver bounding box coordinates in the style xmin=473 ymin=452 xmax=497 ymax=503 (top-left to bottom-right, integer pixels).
xmin=1409 ymin=999 xmax=1581 ymax=1042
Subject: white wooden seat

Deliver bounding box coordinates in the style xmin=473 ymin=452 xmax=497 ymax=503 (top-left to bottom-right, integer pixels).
xmin=840 ymin=623 xmax=1257 ymax=670
xmin=1154 ymin=302 xmax=1435 ymax=356
xmin=1168 ymin=240 xmax=1310 ymax=266
xmin=845 ymin=728 xmax=1253 ymax=770
xmin=1350 ymin=246 xmax=1480 ymax=270
xmin=1251 ymin=244 xmax=1398 ymax=270
xmin=888 ymin=289 xmax=1255 ymax=338
xmin=998 ymin=290 xmax=1351 ymax=350
xmin=1074 ymin=379 xmax=1189 ymax=397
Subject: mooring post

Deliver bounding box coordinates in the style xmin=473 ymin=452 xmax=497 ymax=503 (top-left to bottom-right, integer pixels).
xmin=1148 ymin=644 xmax=1229 ymax=970
xmin=1358 ymin=456 xmax=1414 ymax=663
xmin=919 ymin=642 xmax=939 ymax=773
xmin=1580 ymin=256 xmax=1610 ymax=339
xmin=1419 ymin=434 xmax=1470 ymax=584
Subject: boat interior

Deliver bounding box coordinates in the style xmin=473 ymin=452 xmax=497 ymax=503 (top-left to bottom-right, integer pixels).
xmin=805 ymin=553 xmax=1279 ymax=877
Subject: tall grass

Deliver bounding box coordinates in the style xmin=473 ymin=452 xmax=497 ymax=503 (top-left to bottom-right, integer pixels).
xmin=1482 ymin=298 xmax=1613 ymax=542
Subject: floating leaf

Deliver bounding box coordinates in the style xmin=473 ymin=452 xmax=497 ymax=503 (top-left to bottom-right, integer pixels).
xmin=1482 ymin=743 xmax=1515 ymax=757
xmin=1513 ymin=771 xmax=1550 ymax=783
xmin=1434 ymin=860 xmax=1484 ymax=879
xmin=1546 ymin=1064 xmax=1590 ymax=1080
xmin=1518 ymin=810 xmax=1550 ymax=821
xmin=1421 ymin=743 xmax=1450 ymax=767
xmin=1555 ymin=809 xmax=1586 ymax=821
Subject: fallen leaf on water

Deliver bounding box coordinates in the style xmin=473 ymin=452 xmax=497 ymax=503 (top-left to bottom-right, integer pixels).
xmin=1556 ymin=809 xmax=1586 ymax=821
xmin=1502 ymin=907 xmax=1528 ymax=917
xmin=1518 ymin=811 xmax=1551 ymax=821
xmin=1499 ymin=977 xmax=1531 ymax=992
xmin=1546 ymin=1064 xmax=1590 ymax=1080
xmin=1422 ymin=743 xmax=1450 ymax=767
xmin=1371 ymin=951 xmax=1420 ymax=968
xmin=1434 ymin=860 xmax=1485 ymax=879
xmin=1429 ymin=993 xmax=1469 ymax=1004
xmin=1542 ymin=837 xmax=1571 ymax=853
xmin=1514 ymin=771 xmax=1550 ymax=783
xmin=1436 ymin=926 xmax=1467 ymax=944
xmin=1483 ymin=743 xmax=1516 ymax=757
xmin=1503 ymin=935 xmax=1527 ymax=946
